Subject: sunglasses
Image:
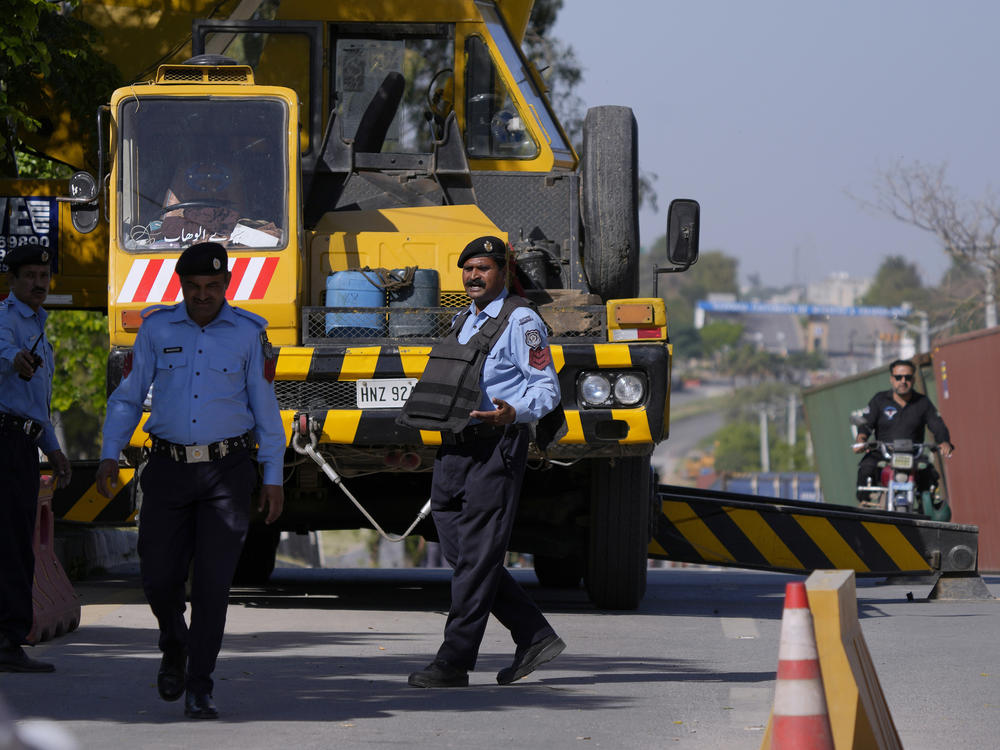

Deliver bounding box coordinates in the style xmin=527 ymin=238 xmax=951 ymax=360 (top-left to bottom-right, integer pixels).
xmin=892 ymin=374 xmax=914 ymax=382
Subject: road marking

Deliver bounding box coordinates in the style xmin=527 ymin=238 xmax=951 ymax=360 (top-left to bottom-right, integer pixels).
xmin=720 ymin=617 xmax=760 ymax=639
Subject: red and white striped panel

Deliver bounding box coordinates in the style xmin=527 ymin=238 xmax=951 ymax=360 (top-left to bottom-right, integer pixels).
xmin=116 ymin=257 xmax=279 ymax=304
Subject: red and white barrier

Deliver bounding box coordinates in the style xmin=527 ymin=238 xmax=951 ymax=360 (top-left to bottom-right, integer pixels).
xmin=27 ymin=476 xmax=81 ymax=643
xmin=770 ymin=581 xmax=834 ymax=750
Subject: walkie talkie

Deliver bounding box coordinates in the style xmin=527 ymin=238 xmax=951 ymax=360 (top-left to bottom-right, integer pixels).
xmin=18 ymin=332 xmax=44 ymax=381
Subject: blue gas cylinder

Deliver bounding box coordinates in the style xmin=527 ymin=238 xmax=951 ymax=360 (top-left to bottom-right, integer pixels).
xmin=325 ymin=270 xmax=385 ymax=337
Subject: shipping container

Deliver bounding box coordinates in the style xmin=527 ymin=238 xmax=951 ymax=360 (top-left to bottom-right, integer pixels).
xmin=706 ymin=472 xmax=822 ymax=502
xmin=929 ymin=328 xmax=1000 ymax=571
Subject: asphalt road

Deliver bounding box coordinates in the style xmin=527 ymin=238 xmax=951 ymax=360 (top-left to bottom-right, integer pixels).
xmin=2 ymin=566 xmax=997 ymax=749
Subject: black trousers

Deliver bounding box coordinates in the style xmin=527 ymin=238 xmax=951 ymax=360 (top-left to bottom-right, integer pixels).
xmin=138 ymin=451 xmax=256 ymax=694
xmin=431 ymin=426 xmax=554 ymax=671
xmin=0 ymin=431 xmax=40 ymax=646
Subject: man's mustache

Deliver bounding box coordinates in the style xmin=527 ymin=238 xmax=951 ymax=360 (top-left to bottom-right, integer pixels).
xmin=465 ymin=280 xmax=486 ymax=288
xmin=31 ymin=287 xmax=46 ymax=294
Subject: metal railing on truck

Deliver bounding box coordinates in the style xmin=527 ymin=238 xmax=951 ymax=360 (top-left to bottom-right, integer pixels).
xmin=301 ymin=305 xmax=609 ymax=345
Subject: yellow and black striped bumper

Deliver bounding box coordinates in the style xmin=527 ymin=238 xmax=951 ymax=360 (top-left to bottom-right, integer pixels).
xmin=271 ymin=341 xmax=670 ymax=449
xmin=651 ymin=485 xmax=979 ymax=576
xmin=50 ymin=463 xmax=137 ymax=524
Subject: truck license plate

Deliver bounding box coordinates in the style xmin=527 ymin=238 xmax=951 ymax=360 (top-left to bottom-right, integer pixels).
xmin=355 ymin=378 xmax=416 ymax=409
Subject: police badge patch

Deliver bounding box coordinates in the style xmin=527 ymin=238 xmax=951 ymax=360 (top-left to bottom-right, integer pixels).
xmin=524 ymin=329 xmax=542 ymax=349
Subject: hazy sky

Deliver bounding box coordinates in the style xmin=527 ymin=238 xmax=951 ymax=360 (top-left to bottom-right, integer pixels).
xmin=553 ymin=1 xmax=998 ymax=288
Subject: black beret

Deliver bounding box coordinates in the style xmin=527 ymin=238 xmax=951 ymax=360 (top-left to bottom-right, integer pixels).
xmin=176 ymin=241 xmax=228 ymax=276
xmin=457 ymin=235 xmax=508 ymax=268
xmin=3 ymin=246 xmax=52 ymax=273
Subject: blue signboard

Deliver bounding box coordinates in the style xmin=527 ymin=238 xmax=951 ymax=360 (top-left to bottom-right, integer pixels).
xmin=696 ymin=299 xmax=910 ymax=318
xmin=0 ymin=195 xmax=59 ymax=272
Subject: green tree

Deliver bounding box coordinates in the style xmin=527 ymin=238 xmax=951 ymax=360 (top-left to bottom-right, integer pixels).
xmin=641 ymin=244 xmax=740 ymax=360
xmin=934 ymin=257 xmax=989 ymax=333
xmin=1 ymin=0 xmax=120 ymax=175
xmin=699 ymin=320 xmax=743 ymax=357
xmin=858 ymin=255 xmax=928 ymax=309
xmin=47 ymin=309 xmax=108 ymax=458
xmin=708 ymin=382 xmax=814 ymax=473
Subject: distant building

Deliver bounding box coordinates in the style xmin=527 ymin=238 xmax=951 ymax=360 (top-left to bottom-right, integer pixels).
xmin=806 ymin=272 xmax=871 ymax=307
xmin=696 ymin=289 xmax=912 ymax=377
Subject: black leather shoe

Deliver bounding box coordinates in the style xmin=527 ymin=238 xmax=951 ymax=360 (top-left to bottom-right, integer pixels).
xmin=157 ymin=647 xmax=186 ymax=702
xmin=497 ymin=634 xmax=565 ymax=685
xmin=408 ymin=659 xmax=469 ymax=688
xmin=0 ymin=645 xmax=55 ymax=673
xmin=184 ymin=691 xmax=219 ymax=720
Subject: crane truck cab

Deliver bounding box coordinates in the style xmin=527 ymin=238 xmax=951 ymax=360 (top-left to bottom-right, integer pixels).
xmin=16 ymin=0 xmax=700 ymax=610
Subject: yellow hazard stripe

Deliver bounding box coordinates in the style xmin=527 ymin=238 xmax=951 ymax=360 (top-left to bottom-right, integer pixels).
xmin=275 ymin=347 xmax=313 ymax=380
xmin=321 ymin=410 xmax=363 ymax=442
xmin=662 ymin=500 xmax=736 ymax=563
xmin=63 ymin=469 xmax=136 ymax=523
xmin=420 ymin=429 xmax=442 ymax=446
xmin=611 ymin=408 xmax=652 ymax=443
xmin=400 ymin=347 xmax=432 ymax=379
xmin=594 ymin=343 xmax=632 ymax=368
xmin=794 ymin=515 xmax=869 ymax=572
xmin=727 ymin=507 xmax=804 ymax=570
xmin=863 ymin=521 xmax=933 ymax=571
xmin=340 ymin=346 xmax=381 ymax=380
xmin=560 ymin=410 xmax=585 ymax=443
xmin=550 ymin=344 xmax=565 ymax=373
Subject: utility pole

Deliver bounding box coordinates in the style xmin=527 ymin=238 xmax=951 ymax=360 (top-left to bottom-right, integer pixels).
xmin=787 ymin=393 xmax=796 ymax=448
xmin=986 ymin=266 xmax=997 ymax=329
xmin=759 ymin=409 xmax=770 ymax=472
xmin=897 ymin=310 xmax=955 ymax=354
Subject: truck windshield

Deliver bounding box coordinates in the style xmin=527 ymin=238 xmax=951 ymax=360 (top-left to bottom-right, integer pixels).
xmin=118 ymin=97 xmax=288 ymax=251
xmin=474 ymin=1 xmax=573 ymax=163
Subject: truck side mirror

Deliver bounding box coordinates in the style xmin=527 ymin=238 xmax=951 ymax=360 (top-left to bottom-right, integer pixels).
xmin=666 ymin=198 xmax=699 ymax=268
xmin=57 ymin=171 xmax=100 ymax=234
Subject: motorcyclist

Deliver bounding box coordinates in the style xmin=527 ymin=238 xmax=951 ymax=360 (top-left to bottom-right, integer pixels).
xmin=853 ymin=359 xmax=954 ymax=502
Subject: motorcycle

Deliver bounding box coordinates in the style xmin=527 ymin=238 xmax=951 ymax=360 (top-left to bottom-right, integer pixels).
xmin=855 ymin=438 xmax=951 ymax=520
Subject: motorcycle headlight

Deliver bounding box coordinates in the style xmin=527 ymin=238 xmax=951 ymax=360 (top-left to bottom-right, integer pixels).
xmin=580 ymin=373 xmax=612 ymax=406
xmin=891 ymin=453 xmax=913 ymax=470
xmin=613 ymin=373 xmax=645 ymax=405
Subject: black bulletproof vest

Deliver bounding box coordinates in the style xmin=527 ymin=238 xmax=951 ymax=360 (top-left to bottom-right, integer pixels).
xmin=396 ymin=295 xmax=532 ymax=433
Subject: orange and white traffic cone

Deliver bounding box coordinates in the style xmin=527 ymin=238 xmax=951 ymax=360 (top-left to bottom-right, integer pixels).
xmin=771 ymin=581 xmax=834 ymax=750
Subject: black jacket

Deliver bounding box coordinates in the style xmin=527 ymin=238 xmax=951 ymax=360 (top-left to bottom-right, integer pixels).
xmin=858 ymin=390 xmax=952 ymax=445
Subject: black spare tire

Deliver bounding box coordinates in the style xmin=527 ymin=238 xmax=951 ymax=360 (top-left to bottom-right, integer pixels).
xmin=581 ymin=106 xmax=640 ymax=300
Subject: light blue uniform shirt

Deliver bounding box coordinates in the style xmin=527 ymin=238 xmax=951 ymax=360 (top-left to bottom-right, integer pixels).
xmin=457 ymin=289 xmax=560 ymax=423
xmin=0 ymin=294 xmax=60 ymax=454
xmin=101 ymin=301 xmax=286 ymax=485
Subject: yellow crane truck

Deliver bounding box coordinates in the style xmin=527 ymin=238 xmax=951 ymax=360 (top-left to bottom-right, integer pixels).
xmin=1 ymin=0 xmax=698 ymax=609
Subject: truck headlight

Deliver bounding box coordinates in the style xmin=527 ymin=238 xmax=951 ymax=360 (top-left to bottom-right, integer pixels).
xmin=577 ymin=371 xmax=647 ymax=408
xmin=580 ymin=373 xmax=612 ymax=405
xmin=613 ymin=373 xmax=644 ymax=405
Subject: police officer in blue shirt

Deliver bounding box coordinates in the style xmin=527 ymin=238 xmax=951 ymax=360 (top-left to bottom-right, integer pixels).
xmin=0 ymin=245 xmax=71 ymax=673
xmin=406 ymin=236 xmax=566 ymax=688
xmin=96 ymin=241 xmax=285 ymax=719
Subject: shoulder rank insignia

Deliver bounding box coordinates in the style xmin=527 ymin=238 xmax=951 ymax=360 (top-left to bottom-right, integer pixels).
xmin=524 ymin=328 xmax=551 ymax=370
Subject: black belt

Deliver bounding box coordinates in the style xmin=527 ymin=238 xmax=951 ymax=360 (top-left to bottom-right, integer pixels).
xmin=0 ymin=412 xmax=43 ymax=441
xmin=441 ymin=422 xmax=520 ymax=446
xmin=149 ymin=432 xmax=254 ymax=463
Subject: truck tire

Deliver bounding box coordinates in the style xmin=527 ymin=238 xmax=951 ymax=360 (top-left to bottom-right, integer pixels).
xmin=533 ymin=552 xmax=584 ymax=589
xmin=586 ymin=456 xmax=650 ymax=609
xmin=232 ymin=524 xmax=280 ymax=585
xmin=581 ymin=106 xmax=640 ymax=300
